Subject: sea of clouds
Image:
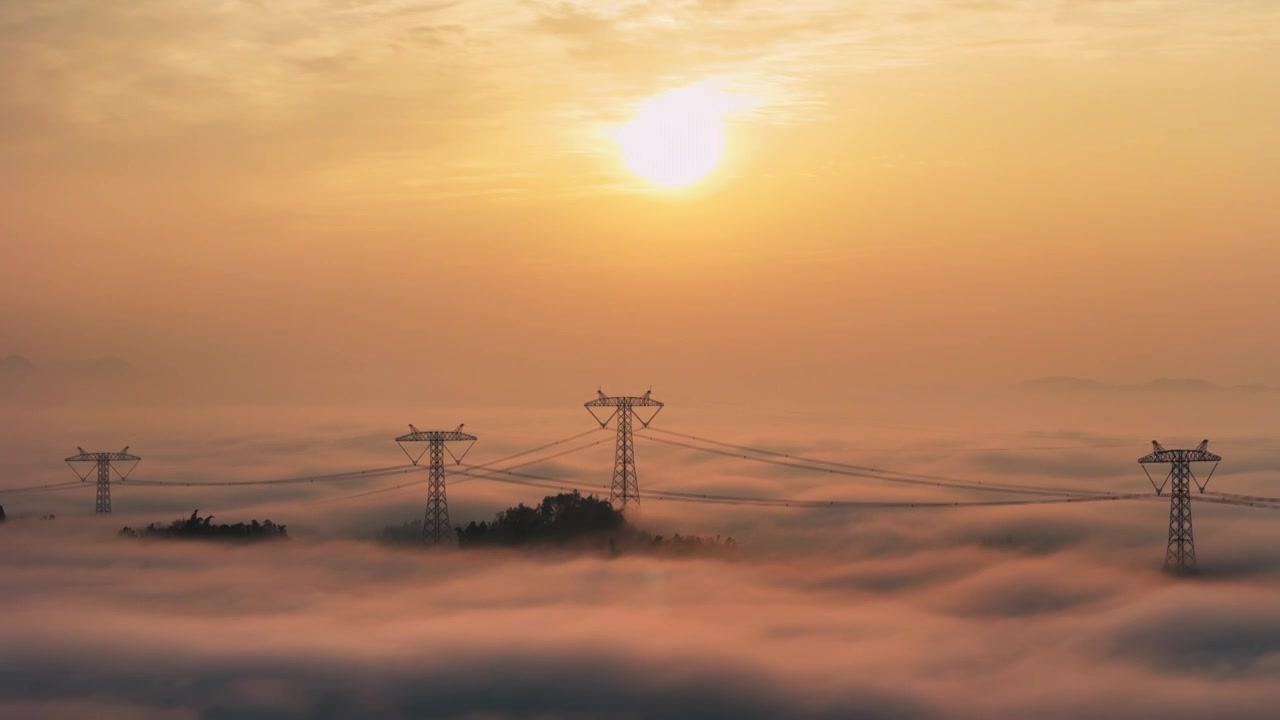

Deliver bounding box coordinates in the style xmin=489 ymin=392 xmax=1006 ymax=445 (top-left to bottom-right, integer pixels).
xmin=2 ymin=396 xmax=1278 ymax=719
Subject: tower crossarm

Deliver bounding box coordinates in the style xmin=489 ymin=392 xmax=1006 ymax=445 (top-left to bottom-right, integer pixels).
xmin=585 ymin=390 xmax=664 ymax=429
xmin=584 ymin=396 xmax=665 ymax=409
xmin=1138 ymin=441 xmax=1222 ymax=465
xmin=65 ymin=451 xmax=142 ymax=463
xmin=584 ymin=390 xmax=663 ymax=512
xmin=395 ymin=424 xmax=476 ymax=468
xmin=395 ymin=423 xmax=477 ymax=443
xmin=65 ymin=447 xmax=139 ymax=514
xmin=395 ymin=430 xmax=478 ymax=443
xmin=392 ymin=424 xmax=473 ymax=545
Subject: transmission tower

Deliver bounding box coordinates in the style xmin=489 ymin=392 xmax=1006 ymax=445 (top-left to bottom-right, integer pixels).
xmin=395 ymin=424 xmax=476 ymax=545
xmin=585 ymin=389 xmax=664 ymax=512
xmin=65 ymin=446 xmax=141 ymax=514
xmin=1139 ymin=440 xmax=1222 ymax=573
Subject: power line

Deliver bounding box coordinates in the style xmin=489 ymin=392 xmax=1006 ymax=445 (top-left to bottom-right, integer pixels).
xmin=127 ymin=464 xmax=419 ymax=488
xmin=447 ymin=436 xmax=1150 ymax=511
xmin=642 ymin=427 xmax=1123 ymax=496
xmin=447 ymin=453 xmax=1147 ymax=511
xmin=637 ymin=432 xmax=1114 ymax=499
xmin=452 ymin=469 xmax=605 ymax=496
xmin=449 ymin=462 xmax=1150 ymax=511
xmin=451 ymin=463 xmax=609 ymax=490
xmin=311 ymin=476 xmax=475 ymax=505
xmin=642 ymin=489 xmax=1152 ymax=509
xmin=452 ymin=437 xmax=614 ymax=481
xmin=1204 ymin=490 xmax=1280 ymax=506
xmin=443 ymin=434 xmax=1160 ymax=511
xmin=0 ymin=481 xmax=93 ymax=494
xmin=115 ymin=432 xmax=611 ymax=514
xmin=1194 ymin=495 xmax=1280 ymax=511
xmin=466 ymin=427 xmax=606 ymax=468
xmin=121 ymin=430 xmax=607 ymax=496
xmin=313 ymin=433 xmax=614 ymax=508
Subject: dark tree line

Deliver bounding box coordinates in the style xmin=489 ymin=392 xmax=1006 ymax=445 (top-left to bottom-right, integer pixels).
xmin=455 ymin=491 xmax=625 ymax=548
xmin=120 ymin=510 xmax=288 ymax=542
xmin=646 ymin=532 xmax=737 ymax=556
xmin=380 ymin=491 xmax=735 ymax=555
xmin=0 ymin=506 xmax=56 ymax=522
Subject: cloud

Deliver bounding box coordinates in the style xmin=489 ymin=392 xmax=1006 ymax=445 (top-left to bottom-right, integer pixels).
xmin=0 ymin=646 xmax=932 ymax=720
xmin=2 ymin=0 xmax=1272 ymax=202
xmin=3 ymin=504 xmax=1280 ymax=719
xmin=1107 ymin=592 xmax=1280 ymax=675
xmin=4 ymin=403 xmax=1280 ymax=718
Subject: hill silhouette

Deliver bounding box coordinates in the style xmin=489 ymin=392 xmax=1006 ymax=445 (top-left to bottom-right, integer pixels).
xmin=1020 ymin=376 xmax=1275 ymax=394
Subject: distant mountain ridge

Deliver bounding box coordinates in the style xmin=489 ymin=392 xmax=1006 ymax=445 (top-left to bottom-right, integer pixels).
xmin=1021 ymin=377 xmax=1276 ymax=394
xmin=0 ymin=354 xmax=155 ymax=404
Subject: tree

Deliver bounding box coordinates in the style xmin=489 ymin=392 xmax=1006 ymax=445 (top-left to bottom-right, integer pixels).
xmin=378 ymin=491 xmax=737 ymax=556
xmin=455 ymin=491 xmax=624 ymax=548
xmin=119 ymin=510 xmax=288 ymax=542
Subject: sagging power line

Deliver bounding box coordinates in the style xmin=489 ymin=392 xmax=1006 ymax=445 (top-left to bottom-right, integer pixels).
xmin=437 ymin=439 xmax=1150 ymax=512
xmin=18 ymin=402 xmax=1277 ymax=574
xmin=0 ymin=481 xmax=92 ymax=495
xmin=128 ymin=465 xmax=420 ymax=488
xmin=636 ymin=429 xmax=1118 ymax=499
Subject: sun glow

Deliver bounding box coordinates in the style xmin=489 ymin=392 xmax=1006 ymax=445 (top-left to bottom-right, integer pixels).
xmin=612 ymin=83 xmax=746 ymax=189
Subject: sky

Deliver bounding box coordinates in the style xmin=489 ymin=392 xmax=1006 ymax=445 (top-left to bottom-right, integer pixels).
xmin=1 ymin=0 xmax=1278 ymax=405
xmin=1 ymin=4 xmax=1279 ymax=717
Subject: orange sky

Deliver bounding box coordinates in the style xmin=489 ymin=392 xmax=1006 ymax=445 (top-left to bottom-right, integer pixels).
xmin=2 ymin=1 xmax=1277 ymax=405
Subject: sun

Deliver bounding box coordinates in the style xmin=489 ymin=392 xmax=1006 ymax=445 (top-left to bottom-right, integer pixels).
xmin=611 ymin=83 xmax=741 ymax=189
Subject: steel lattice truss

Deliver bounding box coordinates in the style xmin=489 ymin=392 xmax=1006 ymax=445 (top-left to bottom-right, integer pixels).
xmin=1139 ymin=440 xmax=1222 ymax=573
xmin=585 ymin=390 xmax=663 ymax=512
xmin=395 ymin=425 xmax=476 ymax=545
xmin=65 ymin=447 xmax=141 ymax=514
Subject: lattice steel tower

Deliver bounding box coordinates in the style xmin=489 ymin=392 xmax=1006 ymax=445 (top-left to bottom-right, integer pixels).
xmin=585 ymin=389 xmax=664 ymax=511
xmin=396 ymin=424 xmax=476 ymax=545
xmin=1139 ymin=440 xmax=1221 ymax=573
xmin=65 ymin=447 xmax=141 ymax=514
